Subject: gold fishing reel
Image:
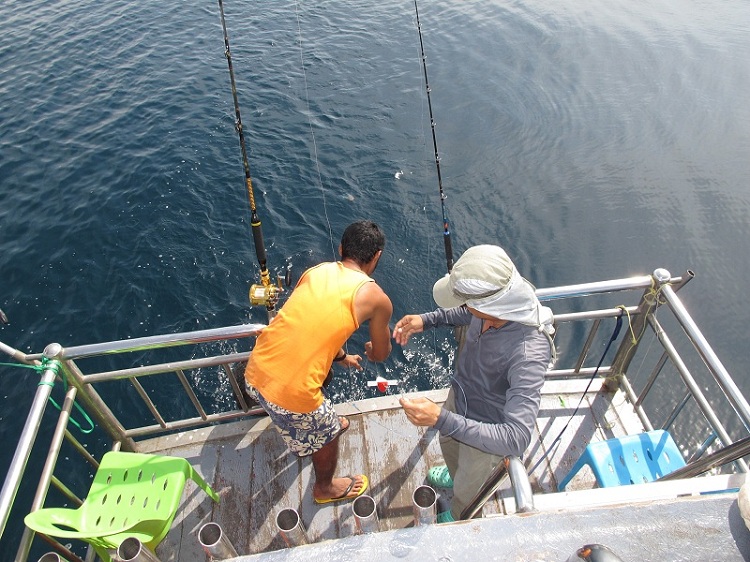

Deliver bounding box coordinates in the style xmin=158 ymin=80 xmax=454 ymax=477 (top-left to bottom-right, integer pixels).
xmin=249 ymin=282 xmax=282 ymax=309
xmin=249 ymin=267 xmax=290 ymax=310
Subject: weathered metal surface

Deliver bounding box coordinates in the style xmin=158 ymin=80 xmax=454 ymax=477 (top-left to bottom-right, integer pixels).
xmin=145 ymin=390 xmax=453 ymax=558
xmin=225 ymin=492 xmax=750 ymax=561
xmin=145 ymin=382 xmax=653 ymax=559
xmin=531 ymin=380 xmax=645 ymax=494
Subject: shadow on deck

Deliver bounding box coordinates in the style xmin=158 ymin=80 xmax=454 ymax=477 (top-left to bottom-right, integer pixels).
xmin=139 ymin=380 xmax=641 ymax=560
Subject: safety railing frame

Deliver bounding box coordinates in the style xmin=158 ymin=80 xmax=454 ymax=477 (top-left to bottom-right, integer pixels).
xmin=3 ymin=269 xmax=749 ymax=556
xmin=29 ymin=323 xmax=267 ymax=447
xmin=460 ymin=268 xmax=749 ymax=519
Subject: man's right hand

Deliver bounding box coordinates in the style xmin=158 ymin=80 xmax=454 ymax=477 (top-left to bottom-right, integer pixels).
xmin=393 ymin=314 xmax=424 ymax=345
xmin=340 ymin=354 xmax=363 ymax=370
xmin=400 ymin=396 xmax=441 ymax=427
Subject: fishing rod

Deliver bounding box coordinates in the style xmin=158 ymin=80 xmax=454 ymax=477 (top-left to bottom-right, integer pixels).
xmin=414 ymin=0 xmax=454 ymax=273
xmin=217 ymin=0 xmax=284 ymax=313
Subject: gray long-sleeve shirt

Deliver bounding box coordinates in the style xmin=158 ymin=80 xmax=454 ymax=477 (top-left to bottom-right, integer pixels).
xmin=421 ymin=306 xmax=551 ymax=458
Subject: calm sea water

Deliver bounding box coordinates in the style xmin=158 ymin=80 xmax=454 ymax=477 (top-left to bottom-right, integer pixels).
xmin=1 ymin=0 xmax=749 ymax=556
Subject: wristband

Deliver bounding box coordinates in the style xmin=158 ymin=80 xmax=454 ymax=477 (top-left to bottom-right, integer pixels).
xmin=333 ymin=351 xmax=346 ymax=362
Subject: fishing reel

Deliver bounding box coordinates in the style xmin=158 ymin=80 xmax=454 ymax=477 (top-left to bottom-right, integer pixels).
xmin=249 ymin=281 xmax=282 ymax=309
xmin=249 ymin=266 xmax=292 ymax=310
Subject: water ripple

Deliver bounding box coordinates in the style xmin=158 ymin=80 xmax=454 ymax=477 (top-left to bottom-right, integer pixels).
xmin=0 ymin=3 xmax=749 ymax=541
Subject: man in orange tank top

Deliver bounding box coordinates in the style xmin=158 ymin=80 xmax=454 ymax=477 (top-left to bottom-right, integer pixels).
xmin=246 ymin=220 xmax=393 ymax=504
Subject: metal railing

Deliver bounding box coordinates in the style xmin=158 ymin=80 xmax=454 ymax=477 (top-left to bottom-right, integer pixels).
xmin=459 ymin=268 xmax=749 ymax=520
xmin=461 ymin=456 xmax=534 ymax=520
xmin=2 ymin=323 xmax=266 ymax=560
xmin=26 ymin=323 xmax=267 ymax=447
xmin=541 ymin=268 xmax=749 ymax=465
xmin=2 ymin=268 xmax=749 ymax=556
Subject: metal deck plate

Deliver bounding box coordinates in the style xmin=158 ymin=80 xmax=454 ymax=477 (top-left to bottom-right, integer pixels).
xmin=228 ymin=493 xmax=750 ymax=561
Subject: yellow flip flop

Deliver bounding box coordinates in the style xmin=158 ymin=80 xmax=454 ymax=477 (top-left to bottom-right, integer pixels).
xmin=314 ymin=474 xmax=369 ymax=505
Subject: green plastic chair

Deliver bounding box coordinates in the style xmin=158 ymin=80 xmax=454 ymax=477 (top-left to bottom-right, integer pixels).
xmin=24 ymin=451 xmax=220 ymax=562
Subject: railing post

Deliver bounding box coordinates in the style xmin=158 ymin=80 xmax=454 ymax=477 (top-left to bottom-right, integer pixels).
xmin=609 ymin=269 xmax=671 ymax=383
xmin=659 ymin=435 xmax=750 ymax=480
xmin=506 ymin=456 xmax=535 ymax=513
xmin=458 ymin=456 xmax=534 ymax=520
xmin=0 ymin=360 xmax=57 ymax=538
xmin=641 ymin=308 xmax=748 ymax=472
xmin=660 ymin=283 xmax=750 ymax=432
xmin=44 ymin=343 xmax=137 ymax=451
xmin=459 ymin=458 xmax=510 ymax=520
xmin=15 ymin=384 xmax=81 ymax=560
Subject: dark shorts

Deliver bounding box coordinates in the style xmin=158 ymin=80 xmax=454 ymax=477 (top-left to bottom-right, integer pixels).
xmin=249 ymin=386 xmax=341 ymax=457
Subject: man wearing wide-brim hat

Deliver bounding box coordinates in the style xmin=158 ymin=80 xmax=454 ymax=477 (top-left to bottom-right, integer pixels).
xmin=394 ymin=244 xmax=554 ymax=522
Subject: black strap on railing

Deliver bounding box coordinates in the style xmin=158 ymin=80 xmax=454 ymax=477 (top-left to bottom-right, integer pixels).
xmin=527 ymin=312 xmax=625 ymax=476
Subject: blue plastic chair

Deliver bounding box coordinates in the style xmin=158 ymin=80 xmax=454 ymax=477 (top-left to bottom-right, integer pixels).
xmin=557 ymin=429 xmax=686 ymax=491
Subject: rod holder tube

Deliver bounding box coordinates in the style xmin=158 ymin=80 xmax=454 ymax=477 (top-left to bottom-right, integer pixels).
xmin=199 ymin=522 xmax=239 ymax=559
xmin=412 ymin=485 xmax=437 ymax=526
xmin=116 ymin=537 xmax=162 ymax=562
xmin=353 ymin=494 xmax=380 ymax=534
xmin=276 ymin=508 xmax=308 ymax=547
xmin=461 ymin=460 xmax=510 ymax=520
xmin=37 ymin=554 xmax=69 ymax=562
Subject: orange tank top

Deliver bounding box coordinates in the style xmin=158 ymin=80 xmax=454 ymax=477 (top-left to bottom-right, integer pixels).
xmin=245 ymin=261 xmax=372 ymax=412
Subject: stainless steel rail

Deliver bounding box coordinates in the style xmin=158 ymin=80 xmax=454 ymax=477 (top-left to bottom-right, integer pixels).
xmin=660 ymin=284 xmax=750 ymax=431
xmin=646 ymin=313 xmax=746 ymax=471
xmin=460 ymin=456 xmax=533 ymax=520
xmin=535 ymin=274 xmax=657 ymax=301
xmin=26 ymin=324 xmax=265 ymax=361
xmin=0 ymin=363 xmax=56 ymax=538
xmin=36 ymin=324 xmax=265 ymax=447
xmin=660 ymin=435 xmax=750 ymax=480
xmin=460 ymin=269 xmax=747 ymax=519
xmin=3 ymin=269 xmax=749 ymax=556
xmin=0 ymin=324 xmax=266 ymax=550
xmin=15 ymin=383 xmax=81 ymax=561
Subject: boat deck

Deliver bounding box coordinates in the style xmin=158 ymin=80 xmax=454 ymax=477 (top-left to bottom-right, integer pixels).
xmin=220 ymin=488 xmax=750 ymax=561
xmin=138 ymin=378 xmax=644 ymax=560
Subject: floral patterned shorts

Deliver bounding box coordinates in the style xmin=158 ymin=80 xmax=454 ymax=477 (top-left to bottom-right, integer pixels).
xmin=248 ymin=386 xmax=341 ymax=457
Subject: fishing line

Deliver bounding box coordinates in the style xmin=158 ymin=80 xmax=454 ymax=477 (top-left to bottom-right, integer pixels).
xmin=292 ymin=1 xmax=363 ymax=376
xmin=410 ymin=1 xmax=468 ymax=420
xmin=293 ymin=1 xmax=336 ymax=262
xmin=528 ymin=312 xmax=625 ymax=475
xmin=289 ymin=4 xmax=456 ymax=405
